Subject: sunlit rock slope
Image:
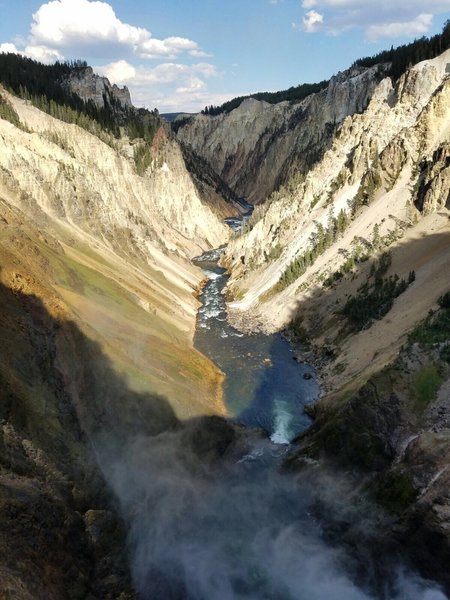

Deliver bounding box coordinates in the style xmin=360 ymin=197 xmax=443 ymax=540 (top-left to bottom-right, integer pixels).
xmin=223 ymin=50 xmax=450 ymax=394
xmin=0 ymin=86 xmax=230 ymax=598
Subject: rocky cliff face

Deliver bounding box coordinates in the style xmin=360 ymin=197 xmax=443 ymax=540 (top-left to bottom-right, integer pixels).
xmin=288 ymin=332 xmax=450 ymax=591
xmin=223 ymin=50 xmax=450 ymax=387
xmin=0 ymin=87 xmax=230 ymax=411
xmin=219 ymin=52 xmax=450 ymax=588
xmin=177 ymin=64 xmax=388 ymax=203
xmin=0 ymin=87 xmax=231 ymax=598
xmin=63 ymin=66 xmax=132 ymax=109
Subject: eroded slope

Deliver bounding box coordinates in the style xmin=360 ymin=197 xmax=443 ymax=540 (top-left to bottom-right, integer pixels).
xmin=0 ymin=88 xmax=231 ymax=598
xmin=177 ymin=64 xmax=387 ymax=203
xmin=224 ymin=51 xmax=450 ymax=393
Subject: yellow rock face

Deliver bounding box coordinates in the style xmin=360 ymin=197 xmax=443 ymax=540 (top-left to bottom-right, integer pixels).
xmin=0 ymin=91 xmax=229 ymax=419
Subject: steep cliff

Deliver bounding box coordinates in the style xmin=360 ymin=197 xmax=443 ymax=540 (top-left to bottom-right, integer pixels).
xmin=217 ymin=50 xmax=450 ymax=589
xmin=0 ymin=85 xmax=231 ymax=598
xmin=63 ymin=66 xmax=132 ymax=110
xmin=177 ymin=64 xmax=388 ymax=203
xmin=223 ymin=50 xmax=450 ymax=392
xmin=0 ymin=86 xmax=231 ymax=412
xmin=287 ymin=310 xmax=450 ymax=590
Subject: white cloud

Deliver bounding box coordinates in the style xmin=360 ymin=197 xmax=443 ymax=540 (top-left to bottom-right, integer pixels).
xmin=366 ymin=14 xmax=433 ymax=41
xmin=0 ymin=41 xmax=63 ymax=63
xmin=140 ymin=90 xmax=240 ymax=114
xmin=23 ymin=44 xmax=64 ymax=62
xmin=29 ymin=0 xmax=208 ymax=59
xmin=303 ymin=10 xmax=324 ymax=32
xmin=30 ymin=0 xmax=148 ymax=47
xmin=176 ymin=78 xmax=206 ymax=94
xmin=139 ymin=36 xmax=202 ymax=60
xmin=0 ymin=43 xmax=19 ymax=54
xmin=298 ymin=0 xmax=450 ymax=38
xmin=1 ymin=0 xmax=209 ymax=63
xmin=99 ymin=59 xmax=136 ymax=83
xmin=189 ymin=49 xmax=213 ymax=58
xmin=96 ymin=60 xmax=220 ymax=111
xmin=0 ymin=1 xmax=234 ymax=112
xmin=302 ymin=0 xmax=318 ymax=8
xmin=98 ymin=60 xmax=217 ymax=85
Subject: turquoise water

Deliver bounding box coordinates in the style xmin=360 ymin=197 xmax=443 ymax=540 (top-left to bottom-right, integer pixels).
xmin=193 ymin=252 xmax=319 ymax=443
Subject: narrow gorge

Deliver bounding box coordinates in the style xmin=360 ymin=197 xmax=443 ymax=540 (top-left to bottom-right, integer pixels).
xmin=0 ymin=28 xmax=449 ymax=600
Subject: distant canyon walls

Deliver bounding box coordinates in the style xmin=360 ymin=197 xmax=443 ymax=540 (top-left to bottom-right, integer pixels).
xmin=177 ymin=64 xmax=387 ymax=203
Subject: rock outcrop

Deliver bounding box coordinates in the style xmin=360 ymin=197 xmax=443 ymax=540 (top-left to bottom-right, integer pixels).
xmin=63 ymin=66 xmax=132 ymax=109
xmin=288 ymin=339 xmax=450 ymax=592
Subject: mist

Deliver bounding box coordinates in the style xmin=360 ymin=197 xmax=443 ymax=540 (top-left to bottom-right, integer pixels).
xmin=95 ymin=416 xmax=447 ymax=600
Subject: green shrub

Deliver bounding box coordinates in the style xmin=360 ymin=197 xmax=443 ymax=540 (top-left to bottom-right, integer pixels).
xmin=291 ymin=316 xmax=309 ymax=344
xmin=350 ymin=168 xmax=382 ymax=216
xmin=375 ymin=471 xmax=417 ymax=514
xmin=408 ymin=308 xmax=450 ymax=346
xmin=413 ymin=364 xmax=442 ymax=414
xmin=277 ymin=209 xmax=351 ymax=291
xmin=134 ymin=141 xmax=154 ymax=175
xmin=266 ymin=243 xmax=283 ymax=262
xmin=0 ymin=96 xmax=28 ymax=131
xmin=438 ymin=291 xmax=450 ymax=309
xmin=342 ymin=253 xmax=411 ymax=331
xmin=440 ymin=344 xmax=450 ymax=363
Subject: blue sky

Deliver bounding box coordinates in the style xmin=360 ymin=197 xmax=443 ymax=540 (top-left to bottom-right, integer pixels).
xmin=1 ymin=0 xmax=449 ymax=112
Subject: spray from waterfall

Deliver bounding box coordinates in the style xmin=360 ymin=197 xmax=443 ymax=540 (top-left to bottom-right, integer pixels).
xmin=96 ymin=416 xmax=447 ymax=600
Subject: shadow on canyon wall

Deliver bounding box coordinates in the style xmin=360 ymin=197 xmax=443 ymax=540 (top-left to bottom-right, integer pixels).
xmin=275 ymin=229 xmax=450 ymax=593
xmin=0 ymin=272 xmax=448 ymax=600
xmin=0 ymin=276 xmax=242 ymax=599
xmin=282 ymin=228 xmax=450 ymax=347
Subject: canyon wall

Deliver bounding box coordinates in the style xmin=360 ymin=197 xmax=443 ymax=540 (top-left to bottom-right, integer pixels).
xmin=177 ymin=64 xmax=388 ymax=203
xmin=0 ymin=87 xmax=230 ymax=598
xmin=219 ymin=50 xmax=450 ymax=590
xmin=63 ymin=66 xmax=132 ymax=109
xmin=223 ymin=50 xmax=450 ymax=390
xmin=1 ymin=46 xmax=450 ymax=597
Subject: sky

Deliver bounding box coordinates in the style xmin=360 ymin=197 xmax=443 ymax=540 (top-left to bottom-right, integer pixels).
xmin=0 ymin=0 xmax=449 ymax=113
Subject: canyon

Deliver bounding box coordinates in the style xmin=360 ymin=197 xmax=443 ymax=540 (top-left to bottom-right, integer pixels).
xmin=0 ymin=44 xmax=449 ymax=600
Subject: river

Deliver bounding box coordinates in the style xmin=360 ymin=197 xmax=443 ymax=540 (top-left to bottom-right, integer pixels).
xmin=106 ymin=205 xmax=448 ymax=600
xmin=166 ymin=204 xmax=448 ymax=600
xmin=193 ymin=246 xmax=319 ymax=443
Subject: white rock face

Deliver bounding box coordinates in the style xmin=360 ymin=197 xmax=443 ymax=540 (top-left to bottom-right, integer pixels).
xmin=0 ymin=92 xmax=227 ymax=257
xmin=63 ymin=67 xmax=132 ymax=109
xmin=177 ymin=65 xmax=387 ymax=203
xmin=222 ymin=50 xmax=450 ymax=388
xmin=0 ymin=91 xmax=229 ymax=348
